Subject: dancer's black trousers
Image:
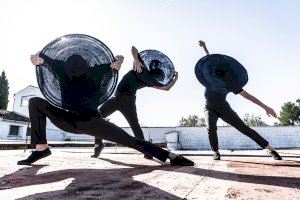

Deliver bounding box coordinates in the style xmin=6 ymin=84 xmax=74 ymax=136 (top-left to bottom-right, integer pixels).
xmin=29 ymin=97 xmax=169 ymax=162
xmin=95 ymin=92 xmax=144 ymax=145
xmin=204 ymin=101 xmax=269 ymax=152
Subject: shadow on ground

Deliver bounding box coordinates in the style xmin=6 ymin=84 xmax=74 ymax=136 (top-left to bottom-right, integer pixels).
xmin=0 ymin=163 xmax=181 ymax=200
xmin=0 ymin=157 xmax=299 ymax=199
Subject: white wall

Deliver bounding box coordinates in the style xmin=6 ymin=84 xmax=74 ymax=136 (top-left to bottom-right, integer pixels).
xmin=13 ymin=85 xmax=61 ymax=131
xmin=45 ymin=129 xmax=65 ymax=141
xmin=174 ymin=126 xmax=300 ymax=150
xmin=63 ymin=126 xmax=300 ymax=150
xmin=123 ymin=127 xmax=174 ymax=144
xmin=3 ymin=123 xmax=298 ymax=149
xmin=10 ymin=86 xmax=300 ymax=150
xmin=62 ymin=127 xmax=175 ymax=143
xmin=13 ymin=86 xmax=43 ymax=117
xmin=0 ymin=120 xmax=28 ymax=140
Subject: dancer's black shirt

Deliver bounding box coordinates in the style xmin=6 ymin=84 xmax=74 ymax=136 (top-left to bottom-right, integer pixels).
xmin=205 ymin=88 xmax=243 ymax=108
xmin=117 ymin=70 xmax=150 ymax=95
xmin=116 ymin=66 xmax=166 ymax=95
xmin=39 ymin=53 xmax=112 ymax=113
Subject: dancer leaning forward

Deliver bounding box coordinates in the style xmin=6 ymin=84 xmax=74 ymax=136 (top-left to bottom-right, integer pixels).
xmin=92 ymin=46 xmax=178 ymax=159
xmin=196 ymin=40 xmax=282 ymax=161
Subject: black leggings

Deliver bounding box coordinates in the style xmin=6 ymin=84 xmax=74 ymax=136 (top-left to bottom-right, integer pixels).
xmin=95 ymin=92 xmax=144 ymax=145
xmin=29 ymin=97 xmax=169 ymax=162
xmin=204 ymin=101 xmax=269 ymax=152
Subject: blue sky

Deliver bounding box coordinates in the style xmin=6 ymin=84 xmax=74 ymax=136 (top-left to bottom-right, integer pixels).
xmin=1 ymin=0 xmax=299 ymax=126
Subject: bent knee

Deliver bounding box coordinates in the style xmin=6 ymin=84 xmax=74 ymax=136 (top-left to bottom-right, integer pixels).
xmin=29 ymin=97 xmax=44 ymax=106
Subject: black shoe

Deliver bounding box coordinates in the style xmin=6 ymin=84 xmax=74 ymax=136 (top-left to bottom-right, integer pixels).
xmin=144 ymin=153 xmax=153 ymax=160
xmin=17 ymin=148 xmax=52 ymax=165
xmin=91 ymin=144 xmax=104 ymax=158
xmin=213 ymin=152 xmax=221 ymax=160
xmin=170 ymin=155 xmax=194 ymax=166
xmin=269 ymin=150 xmax=282 ymax=160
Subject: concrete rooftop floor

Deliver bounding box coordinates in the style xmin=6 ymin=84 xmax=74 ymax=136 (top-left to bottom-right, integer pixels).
xmin=0 ymin=147 xmax=299 ymax=200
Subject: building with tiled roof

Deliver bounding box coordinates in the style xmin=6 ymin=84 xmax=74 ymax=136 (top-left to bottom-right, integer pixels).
xmin=0 ymin=85 xmax=62 ymax=140
xmin=0 ymin=110 xmax=29 ymax=140
xmin=0 ymin=110 xmax=29 ymax=122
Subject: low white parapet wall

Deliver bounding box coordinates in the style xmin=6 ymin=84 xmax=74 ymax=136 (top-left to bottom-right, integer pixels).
xmin=174 ymin=126 xmax=300 ymax=150
xmin=50 ymin=126 xmax=300 ymax=150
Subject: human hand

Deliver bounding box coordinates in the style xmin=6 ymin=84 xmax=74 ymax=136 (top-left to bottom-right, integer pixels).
xmin=198 ymin=40 xmax=206 ymax=47
xmin=30 ymin=54 xmax=44 ymax=66
xmin=115 ymin=55 xmax=124 ymax=63
xmin=110 ymin=55 xmax=124 ymax=71
xmin=133 ymin=59 xmax=143 ymax=73
xmin=173 ymin=71 xmax=178 ymax=79
xmin=265 ymin=107 xmax=277 ymax=118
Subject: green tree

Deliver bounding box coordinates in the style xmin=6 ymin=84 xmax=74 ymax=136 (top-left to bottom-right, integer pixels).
xmin=179 ymin=115 xmax=206 ymax=127
xmin=0 ymin=70 xmax=9 ymax=110
xmin=243 ymin=114 xmax=267 ymax=126
xmin=278 ymin=99 xmax=300 ymax=126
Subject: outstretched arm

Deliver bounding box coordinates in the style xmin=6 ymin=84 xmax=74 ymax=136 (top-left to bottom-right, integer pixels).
xmin=30 ymin=53 xmax=65 ymax=69
xmin=239 ymin=90 xmax=277 ymax=118
xmin=198 ymin=40 xmax=210 ymax=55
xmin=154 ymin=71 xmax=178 ymax=91
xmin=131 ymin=46 xmax=143 ymax=73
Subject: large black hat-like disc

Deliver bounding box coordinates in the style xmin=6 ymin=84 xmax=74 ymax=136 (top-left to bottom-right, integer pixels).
xmin=36 ymin=34 xmax=117 ymax=112
xmin=135 ymin=50 xmax=175 ymax=86
xmin=195 ymin=54 xmax=248 ymax=93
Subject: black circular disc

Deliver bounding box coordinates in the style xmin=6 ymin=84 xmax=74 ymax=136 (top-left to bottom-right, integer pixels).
xmin=135 ymin=50 xmax=175 ymax=86
xmin=195 ymin=54 xmax=248 ymax=93
xmin=36 ymin=34 xmax=117 ymax=112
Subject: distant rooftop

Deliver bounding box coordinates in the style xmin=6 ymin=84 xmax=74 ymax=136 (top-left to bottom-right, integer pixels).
xmin=0 ymin=110 xmax=29 ymax=122
xmin=13 ymin=85 xmax=39 ymax=95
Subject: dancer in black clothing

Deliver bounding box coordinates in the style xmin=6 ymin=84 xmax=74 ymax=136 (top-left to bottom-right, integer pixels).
xmin=198 ymin=40 xmax=282 ymax=160
xmin=37 ymin=53 xmax=115 ymax=112
xmin=92 ymin=46 xmax=178 ymax=159
xmin=17 ymin=52 xmax=193 ymax=166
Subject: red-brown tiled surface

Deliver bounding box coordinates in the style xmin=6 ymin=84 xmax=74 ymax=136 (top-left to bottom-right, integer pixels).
xmin=0 ymin=148 xmax=299 ymax=199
